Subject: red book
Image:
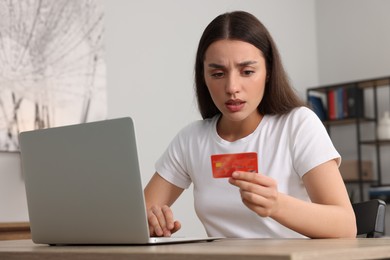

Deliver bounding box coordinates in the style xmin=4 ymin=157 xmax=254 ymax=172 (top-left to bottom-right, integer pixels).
xmin=327 ymin=90 xmax=336 ymax=120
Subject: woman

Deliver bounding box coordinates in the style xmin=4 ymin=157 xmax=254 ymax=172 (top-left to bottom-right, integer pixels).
xmin=144 ymin=11 xmax=356 ymax=238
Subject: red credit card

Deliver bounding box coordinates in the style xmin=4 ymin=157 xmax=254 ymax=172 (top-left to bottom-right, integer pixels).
xmin=211 ymin=152 xmax=258 ymax=178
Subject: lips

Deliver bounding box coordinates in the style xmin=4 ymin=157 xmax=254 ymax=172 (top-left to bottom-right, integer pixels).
xmin=225 ymin=99 xmax=245 ymax=112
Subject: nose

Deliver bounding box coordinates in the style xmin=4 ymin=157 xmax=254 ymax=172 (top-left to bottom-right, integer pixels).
xmin=225 ymin=73 xmax=240 ymax=95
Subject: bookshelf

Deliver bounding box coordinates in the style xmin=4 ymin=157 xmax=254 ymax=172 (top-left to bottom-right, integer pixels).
xmin=306 ymin=76 xmax=390 ymax=202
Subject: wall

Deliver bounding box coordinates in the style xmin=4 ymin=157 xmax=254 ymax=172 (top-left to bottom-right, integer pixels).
xmin=316 ymin=0 xmax=390 ymax=84
xmin=0 ymin=152 xmax=28 ymax=222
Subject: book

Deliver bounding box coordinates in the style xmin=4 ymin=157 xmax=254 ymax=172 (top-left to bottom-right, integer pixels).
xmin=327 ymin=90 xmax=336 ymax=120
xmin=343 ymin=88 xmax=349 ymax=118
xmin=308 ymin=95 xmax=327 ymax=121
xmin=346 ymin=87 xmax=364 ymax=118
xmin=336 ymin=87 xmax=344 ymax=119
xmin=369 ymin=186 xmax=390 ymax=202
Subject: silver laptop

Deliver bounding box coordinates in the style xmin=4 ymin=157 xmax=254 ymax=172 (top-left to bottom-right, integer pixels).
xmin=19 ymin=117 xmax=217 ymax=245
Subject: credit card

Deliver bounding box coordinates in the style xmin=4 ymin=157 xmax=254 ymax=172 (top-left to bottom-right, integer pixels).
xmin=211 ymin=152 xmax=258 ymax=178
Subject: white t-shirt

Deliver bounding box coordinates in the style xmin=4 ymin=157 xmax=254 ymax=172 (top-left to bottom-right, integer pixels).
xmin=155 ymin=107 xmax=340 ymax=238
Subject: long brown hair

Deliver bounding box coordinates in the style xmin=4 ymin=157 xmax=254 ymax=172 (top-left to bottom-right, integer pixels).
xmin=195 ymin=11 xmax=304 ymax=119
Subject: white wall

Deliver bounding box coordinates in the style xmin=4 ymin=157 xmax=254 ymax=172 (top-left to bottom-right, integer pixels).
xmin=316 ymin=0 xmax=390 ymax=84
xmin=105 ymin=0 xmax=318 ymax=236
xmin=0 ymin=152 xmax=28 ymax=222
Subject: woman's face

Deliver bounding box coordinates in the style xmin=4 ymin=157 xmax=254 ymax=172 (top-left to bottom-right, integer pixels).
xmin=203 ymin=39 xmax=267 ymax=124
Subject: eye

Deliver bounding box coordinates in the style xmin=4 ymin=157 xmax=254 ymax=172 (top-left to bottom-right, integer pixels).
xmin=211 ymin=72 xmax=225 ymax=78
xmin=242 ymin=70 xmax=255 ymax=76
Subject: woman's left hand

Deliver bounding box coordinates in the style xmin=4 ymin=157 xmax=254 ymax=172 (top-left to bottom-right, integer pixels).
xmin=228 ymin=171 xmax=279 ymax=217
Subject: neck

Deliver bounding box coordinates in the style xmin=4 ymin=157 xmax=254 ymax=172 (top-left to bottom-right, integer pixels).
xmin=217 ymin=113 xmax=263 ymax=142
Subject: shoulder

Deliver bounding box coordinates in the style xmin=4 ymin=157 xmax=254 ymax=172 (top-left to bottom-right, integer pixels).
xmin=264 ymin=107 xmax=325 ymax=140
xmin=287 ymin=107 xmax=324 ymax=132
xmin=280 ymin=107 xmax=330 ymax=142
xmin=267 ymin=106 xmax=320 ymax=126
xmin=286 ymin=106 xmax=319 ymax=121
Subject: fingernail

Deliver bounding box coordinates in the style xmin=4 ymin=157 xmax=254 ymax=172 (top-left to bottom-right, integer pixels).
xmin=164 ymin=229 xmax=171 ymax=237
xmin=156 ymin=227 xmax=163 ymax=236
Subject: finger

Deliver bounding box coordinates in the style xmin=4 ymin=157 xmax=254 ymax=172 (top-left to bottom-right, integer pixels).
xmin=241 ymin=196 xmax=273 ymax=217
xmin=148 ymin=224 xmax=155 ymax=236
xmin=230 ymin=171 xmax=276 ymax=188
xmin=149 ymin=206 xmax=169 ymax=236
xmin=229 ymin=176 xmax=262 ymax=193
xmin=161 ymin=205 xmax=175 ymax=230
xmin=152 ymin=205 xmax=168 ymax=230
xmin=171 ymin=220 xmax=182 ymax=234
xmin=240 ymin=189 xmax=268 ymax=205
xmin=229 ymin=172 xmax=258 ymax=187
xmin=147 ymin=212 xmax=163 ymax=236
xmin=239 ymin=189 xmax=278 ymax=217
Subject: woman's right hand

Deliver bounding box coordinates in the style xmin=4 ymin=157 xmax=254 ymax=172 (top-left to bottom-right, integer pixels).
xmin=144 ymin=173 xmax=184 ymax=237
xmin=147 ymin=204 xmax=181 ymax=237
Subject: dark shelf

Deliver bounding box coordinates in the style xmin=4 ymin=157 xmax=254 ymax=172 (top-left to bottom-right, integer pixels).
xmin=360 ymin=139 xmax=390 ymax=146
xmin=323 ymin=117 xmax=375 ymax=126
xmin=307 ymin=75 xmax=390 ymax=202
xmin=307 ymin=76 xmax=390 ymax=93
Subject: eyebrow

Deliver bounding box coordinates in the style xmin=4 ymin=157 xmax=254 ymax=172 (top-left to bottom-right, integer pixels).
xmin=207 ymin=61 xmax=258 ymax=69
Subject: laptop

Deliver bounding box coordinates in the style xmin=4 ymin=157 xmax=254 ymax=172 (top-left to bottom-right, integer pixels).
xmin=19 ymin=117 xmax=218 ymax=245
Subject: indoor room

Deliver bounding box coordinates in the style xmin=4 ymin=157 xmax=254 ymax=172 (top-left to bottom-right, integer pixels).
xmin=0 ymin=0 xmax=390 ymax=258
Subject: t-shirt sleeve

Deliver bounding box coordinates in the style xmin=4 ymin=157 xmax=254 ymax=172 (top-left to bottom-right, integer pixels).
xmin=155 ymin=129 xmax=192 ymax=189
xmin=291 ymin=107 xmax=341 ymax=177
